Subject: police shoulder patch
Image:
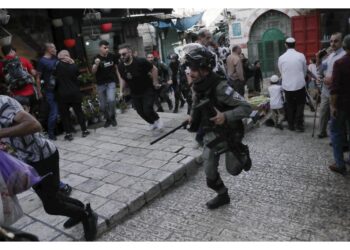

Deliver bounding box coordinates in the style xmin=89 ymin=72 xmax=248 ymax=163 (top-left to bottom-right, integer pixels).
xmin=225 ymin=86 xmax=233 ymax=96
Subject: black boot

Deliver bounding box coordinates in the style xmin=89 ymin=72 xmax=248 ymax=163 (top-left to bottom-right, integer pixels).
xmin=63 ymin=200 xmax=85 ymax=229
xmin=242 ymin=144 xmax=252 ymax=172
xmin=206 ymin=191 xmax=230 ymax=209
xmin=173 ymin=99 xmax=179 ymax=113
xmin=167 ymin=100 xmax=173 ymax=111
xmin=180 ymin=98 xmax=186 ymax=108
xmin=104 ymin=120 xmax=111 ymax=128
xmin=82 ymin=203 xmax=98 ymax=241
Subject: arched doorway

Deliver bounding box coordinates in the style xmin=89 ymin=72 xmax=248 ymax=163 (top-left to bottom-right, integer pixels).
xmin=247 ymin=10 xmax=291 ymax=77
xmin=259 ymin=28 xmax=286 ymax=77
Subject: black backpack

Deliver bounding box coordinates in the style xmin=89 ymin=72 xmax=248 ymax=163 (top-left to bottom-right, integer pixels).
xmin=3 ymin=57 xmax=34 ymax=91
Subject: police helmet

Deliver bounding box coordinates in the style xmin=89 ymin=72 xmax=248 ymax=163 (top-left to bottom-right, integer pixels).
xmin=184 ymin=46 xmax=216 ymax=70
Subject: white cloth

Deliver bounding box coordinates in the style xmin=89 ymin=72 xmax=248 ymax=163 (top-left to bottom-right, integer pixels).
xmin=278 ymin=49 xmax=307 ymax=91
xmin=286 ymin=37 xmax=295 ymax=43
xmin=268 ymin=85 xmax=284 ymax=109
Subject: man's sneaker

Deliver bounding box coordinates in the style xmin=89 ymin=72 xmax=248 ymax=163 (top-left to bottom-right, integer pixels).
xmin=173 ymin=108 xmax=179 ymax=113
xmin=64 ymin=133 xmax=74 ymax=141
xmin=83 ymin=203 xmax=98 ymax=241
xmin=104 ymin=120 xmax=111 ymax=128
xmin=59 ymin=184 xmax=72 ymax=196
xmin=111 ymin=118 xmax=117 ymax=127
xmin=82 ymin=130 xmax=90 ymax=137
xmin=155 ymin=119 xmax=164 ymax=130
xmin=206 ymin=192 xmax=230 ymax=210
xmin=329 ymin=164 xmax=346 ymax=175
xmin=149 ymin=122 xmax=157 ymax=130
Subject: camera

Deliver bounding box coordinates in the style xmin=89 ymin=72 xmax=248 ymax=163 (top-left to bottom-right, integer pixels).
xmin=318 ymin=49 xmax=328 ymax=59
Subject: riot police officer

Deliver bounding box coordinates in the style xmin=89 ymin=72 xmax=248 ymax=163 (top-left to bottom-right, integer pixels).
xmin=146 ymin=54 xmax=173 ymax=112
xmin=186 ymin=46 xmax=253 ymax=209
xmin=169 ymin=53 xmax=187 ymax=113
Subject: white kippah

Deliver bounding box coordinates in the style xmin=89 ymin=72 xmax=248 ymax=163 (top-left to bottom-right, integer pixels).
xmin=286 ymin=37 xmax=295 ymax=43
xmin=270 ymin=75 xmax=279 ymax=83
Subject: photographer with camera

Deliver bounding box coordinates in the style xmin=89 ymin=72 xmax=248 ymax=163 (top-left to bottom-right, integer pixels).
xmin=185 ymin=46 xmax=252 ymax=209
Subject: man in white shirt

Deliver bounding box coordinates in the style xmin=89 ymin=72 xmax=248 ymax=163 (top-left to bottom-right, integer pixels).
xmin=278 ymin=37 xmax=307 ymax=132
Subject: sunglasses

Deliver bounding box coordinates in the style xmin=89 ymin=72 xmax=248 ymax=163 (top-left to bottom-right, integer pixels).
xmin=330 ymin=39 xmax=339 ymax=43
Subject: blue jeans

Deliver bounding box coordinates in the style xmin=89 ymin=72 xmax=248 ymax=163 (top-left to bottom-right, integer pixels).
xmin=45 ymin=90 xmax=58 ymax=137
xmin=330 ymin=110 xmax=350 ymax=169
xmin=96 ymin=82 xmax=116 ymax=121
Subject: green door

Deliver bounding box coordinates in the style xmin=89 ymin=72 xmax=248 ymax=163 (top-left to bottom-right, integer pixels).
xmin=259 ymin=28 xmax=286 ymax=77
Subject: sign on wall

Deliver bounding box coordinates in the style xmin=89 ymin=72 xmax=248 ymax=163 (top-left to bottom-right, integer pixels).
xmin=232 ymin=22 xmax=242 ymax=38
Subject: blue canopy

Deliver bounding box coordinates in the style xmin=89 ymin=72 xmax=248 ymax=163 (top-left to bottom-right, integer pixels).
xmin=151 ymin=12 xmax=204 ymax=31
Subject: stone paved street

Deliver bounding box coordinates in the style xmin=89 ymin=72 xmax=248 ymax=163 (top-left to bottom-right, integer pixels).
xmin=100 ymin=110 xmax=350 ymax=241
xmin=12 ymin=106 xmax=203 ymax=241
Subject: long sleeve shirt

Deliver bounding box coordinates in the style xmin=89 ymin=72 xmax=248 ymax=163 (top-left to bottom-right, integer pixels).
xmin=226 ymin=53 xmax=244 ymax=82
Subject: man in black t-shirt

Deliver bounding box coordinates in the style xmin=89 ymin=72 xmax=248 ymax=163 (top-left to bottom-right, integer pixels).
xmin=117 ymin=43 xmax=163 ymax=130
xmin=92 ymin=40 xmax=118 ymax=128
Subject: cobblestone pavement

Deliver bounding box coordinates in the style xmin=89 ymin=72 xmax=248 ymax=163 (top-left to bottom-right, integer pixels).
xmin=100 ymin=110 xmax=350 ymax=241
xmin=12 ymin=104 xmax=203 ymax=241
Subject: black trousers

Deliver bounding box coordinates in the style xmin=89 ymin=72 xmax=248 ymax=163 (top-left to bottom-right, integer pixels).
xmin=132 ymin=89 xmax=159 ymax=124
xmin=154 ymin=84 xmax=172 ymax=110
xmin=30 ymin=150 xmax=86 ymax=220
xmin=58 ymin=101 xmax=87 ymax=134
xmin=171 ymin=79 xmax=185 ymax=108
xmin=284 ymin=87 xmax=306 ymax=129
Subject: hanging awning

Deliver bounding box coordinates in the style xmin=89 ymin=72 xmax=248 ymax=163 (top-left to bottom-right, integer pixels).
xmin=151 ymin=12 xmax=204 ymax=31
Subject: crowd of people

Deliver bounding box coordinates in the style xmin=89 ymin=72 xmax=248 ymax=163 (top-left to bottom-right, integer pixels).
xmin=267 ymin=33 xmax=350 ymax=175
xmin=1 ymin=27 xmax=350 ymax=241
